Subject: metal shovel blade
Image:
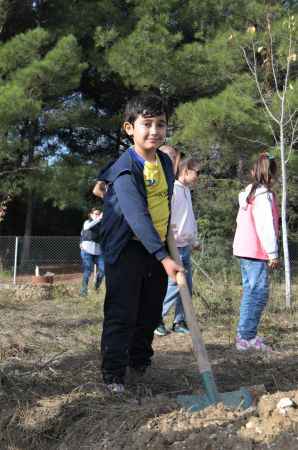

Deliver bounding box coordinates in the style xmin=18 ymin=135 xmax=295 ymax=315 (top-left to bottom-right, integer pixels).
xmin=177 ymin=387 xmax=253 ymax=412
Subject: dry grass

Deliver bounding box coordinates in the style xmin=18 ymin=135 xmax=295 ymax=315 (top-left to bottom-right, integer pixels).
xmin=0 ymin=278 xmax=298 ymax=449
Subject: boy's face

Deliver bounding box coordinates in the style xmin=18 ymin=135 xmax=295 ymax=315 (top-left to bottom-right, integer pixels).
xmin=124 ymin=114 xmax=167 ymax=153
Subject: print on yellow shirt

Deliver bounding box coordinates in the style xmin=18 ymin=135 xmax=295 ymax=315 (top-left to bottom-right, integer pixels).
xmin=143 ymin=155 xmax=169 ymax=242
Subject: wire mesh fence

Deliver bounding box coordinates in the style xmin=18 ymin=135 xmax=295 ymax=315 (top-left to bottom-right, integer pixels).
xmin=0 ymin=235 xmax=297 ymax=309
xmin=0 ymin=236 xmax=81 ymax=284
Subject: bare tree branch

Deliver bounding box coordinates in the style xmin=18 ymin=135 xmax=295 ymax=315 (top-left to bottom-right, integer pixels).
xmin=233 ymin=134 xmax=272 ymax=148
xmin=285 ymin=108 xmax=298 ymax=127
xmin=241 ymin=44 xmax=279 ymax=124
xmin=264 ymin=112 xmax=279 ymax=146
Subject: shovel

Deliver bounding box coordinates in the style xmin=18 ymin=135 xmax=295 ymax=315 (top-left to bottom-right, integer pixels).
xmin=167 ymin=229 xmax=254 ymax=412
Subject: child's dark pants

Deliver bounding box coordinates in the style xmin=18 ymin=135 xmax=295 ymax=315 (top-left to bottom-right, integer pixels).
xmin=101 ymin=240 xmax=168 ymax=384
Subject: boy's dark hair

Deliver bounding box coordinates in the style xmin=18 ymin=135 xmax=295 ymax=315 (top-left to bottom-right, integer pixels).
xmin=123 ymin=93 xmax=169 ymax=124
xmin=178 ymin=156 xmax=200 ymax=176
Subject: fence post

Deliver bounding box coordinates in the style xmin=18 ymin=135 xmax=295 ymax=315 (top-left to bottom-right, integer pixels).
xmin=13 ymin=236 xmax=19 ymax=285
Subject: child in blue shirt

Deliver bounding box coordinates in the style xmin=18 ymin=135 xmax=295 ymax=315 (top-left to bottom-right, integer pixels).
xmin=99 ymin=94 xmax=183 ymax=393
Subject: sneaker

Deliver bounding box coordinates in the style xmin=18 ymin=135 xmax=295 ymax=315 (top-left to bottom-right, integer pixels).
xmin=79 ymin=288 xmax=88 ymax=297
xmin=172 ymin=321 xmax=190 ymax=334
xmin=154 ymin=323 xmax=168 ymax=336
xmin=94 ymin=278 xmax=103 ymax=291
xmin=248 ymin=336 xmax=272 ymax=352
xmin=106 ymin=383 xmax=125 ymax=394
xmin=236 ymin=335 xmax=272 ymax=352
xmin=236 ymin=336 xmax=250 ymax=351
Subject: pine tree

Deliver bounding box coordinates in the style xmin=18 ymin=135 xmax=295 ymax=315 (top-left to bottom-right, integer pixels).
xmin=0 ymin=26 xmax=86 ymax=264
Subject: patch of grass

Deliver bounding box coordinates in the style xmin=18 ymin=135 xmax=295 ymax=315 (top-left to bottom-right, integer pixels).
xmin=0 ymin=269 xmax=12 ymax=280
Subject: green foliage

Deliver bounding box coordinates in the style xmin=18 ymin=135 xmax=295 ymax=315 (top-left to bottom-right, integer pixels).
xmin=41 ymin=162 xmax=96 ymax=209
xmin=107 ymin=15 xmax=182 ymax=90
xmin=194 ymin=177 xmax=241 ymax=241
xmin=0 ymin=0 xmax=297 ymax=236
xmin=170 ymin=31 xmax=244 ymax=98
xmin=0 ymin=25 xmax=86 ymax=208
xmin=0 ymin=28 xmax=51 ymax=78
xmin=273 ymin=14 xmax=298 ymax=63
xmin=0 ymin=84 xmax=41 ymax=128
xmin=94 ymin=26 xmax=119 ymax=49
xmin=172 ymin=74 xmax=271 ymax=171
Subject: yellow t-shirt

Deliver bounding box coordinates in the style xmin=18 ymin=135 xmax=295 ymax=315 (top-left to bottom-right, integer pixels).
xmin=143 ymin=155 xmax=169 ymax=241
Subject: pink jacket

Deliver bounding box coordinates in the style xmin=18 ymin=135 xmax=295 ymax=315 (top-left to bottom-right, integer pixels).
xmin=233 ymin=184 xmax=279 ymax=260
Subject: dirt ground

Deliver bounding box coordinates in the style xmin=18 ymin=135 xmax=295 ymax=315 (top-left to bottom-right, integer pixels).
xmin=1 ymin=286 xmax=298 ymax=450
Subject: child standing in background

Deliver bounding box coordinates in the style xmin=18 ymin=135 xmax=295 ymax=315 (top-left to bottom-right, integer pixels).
xmin=233 ymin=153 xmax=279 ymax=352
xmin=80 ymin=208 xmax=105 ymax=297
xmin=155 ymin=156 xmax=201 ymax=336
xmin=159 ymin=144 xmax=183 ymax=176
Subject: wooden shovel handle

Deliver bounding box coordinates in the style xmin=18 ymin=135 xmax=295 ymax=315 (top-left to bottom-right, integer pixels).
xmin=167 ymin=228 xmax=212 ymax=374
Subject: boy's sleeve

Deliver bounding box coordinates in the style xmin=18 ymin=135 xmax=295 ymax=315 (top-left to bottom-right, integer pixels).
xmin=113 ymin=173 xmax=169 ymax=261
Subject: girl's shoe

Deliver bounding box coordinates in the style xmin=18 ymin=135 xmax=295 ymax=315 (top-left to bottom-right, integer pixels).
xmin=172 ymin=321 xmax=190 ymax=334
xmin=235 ymin=336 xmax=250 ymax=351
xmin=248 ymin=336 xmax=272 ymax=352
xmin=154 ymin=323 xmax=168 ymax=336
xmin=79 ymin=287 xmax=88 ymax=297
xmin=236 ymin=335 xmax=272 ymax=352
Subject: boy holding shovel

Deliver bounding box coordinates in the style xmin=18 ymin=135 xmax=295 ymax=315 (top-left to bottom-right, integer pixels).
xmin=99 ymin=93 xmax=183 ymax=393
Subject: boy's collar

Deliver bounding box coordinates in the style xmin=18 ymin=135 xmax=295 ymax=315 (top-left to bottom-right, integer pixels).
xmin=130 ymin=145 xmax=157 ymax=163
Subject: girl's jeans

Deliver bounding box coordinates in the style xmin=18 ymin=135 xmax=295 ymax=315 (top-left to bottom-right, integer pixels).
xmin=81 ymin=250 xmax=105 ymax=293
xmin=162 ymin=245 xmax=192 ymax=324
xmin=237 ymin=258 xmax=269 ymax=340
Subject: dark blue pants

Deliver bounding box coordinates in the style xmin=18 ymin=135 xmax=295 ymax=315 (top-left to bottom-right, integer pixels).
xmin=101 ymin=240 xmax=168 ymax=384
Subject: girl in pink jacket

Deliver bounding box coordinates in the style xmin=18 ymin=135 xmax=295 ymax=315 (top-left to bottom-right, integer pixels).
xmin=233 ymin=153 xmax=279 ymax=352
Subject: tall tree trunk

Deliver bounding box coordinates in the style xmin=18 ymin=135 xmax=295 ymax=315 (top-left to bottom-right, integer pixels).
xmin=280 ymin=125 xmax=291 ymax=308
xmin=20 ymin=188 xmax=33 ymax=270
xmin=20 ymin=130 xmax=35 ymax=271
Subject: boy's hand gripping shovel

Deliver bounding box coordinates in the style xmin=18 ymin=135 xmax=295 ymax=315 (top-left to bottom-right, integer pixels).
xmin=167 ymin=229 xmax=254 ymax=412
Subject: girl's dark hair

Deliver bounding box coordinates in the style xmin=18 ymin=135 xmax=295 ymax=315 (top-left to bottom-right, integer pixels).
xmin=178 ymin=156 xmax=200 ymax=176
xmin=89 ymin=207 xmax=100 ymax=215
xmin=247 ymin=152 xmax=277 ymax=203
xmin=123 ymin=93 xmax=168 ymax=124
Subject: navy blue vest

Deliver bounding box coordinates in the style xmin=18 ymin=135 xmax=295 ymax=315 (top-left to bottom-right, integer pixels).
xmin=99 ymin=149 xmax=174 ymax=264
